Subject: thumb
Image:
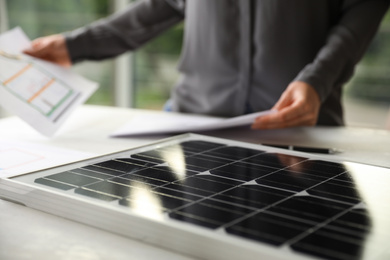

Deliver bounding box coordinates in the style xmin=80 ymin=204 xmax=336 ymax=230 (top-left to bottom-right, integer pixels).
xmin=24 ymin=36 xmax=58 ymax=57
xmin=24 ymin=38 xmax=46 ymax=56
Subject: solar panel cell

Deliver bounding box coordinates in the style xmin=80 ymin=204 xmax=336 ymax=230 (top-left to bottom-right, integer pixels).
xmin=70 ymin=168 xmax=114 ymax=180
xmin=267 ymin=196 xmax=352 ymax=224
xmin=201 ymin=146 xmax=264 ymax=160
xmin=210 ymin=162 xmax=277 ymax=181
xmin=212 ymin=185 xmax=293 ymax=209
xmin=291 ymin=228 xmax=367 ymax=260
xmin=255 ymin=169 xmax=327 ymax=191
xmin=34 ymin=177 xmax=75 ymax=190
xmin=243 ymin=153 xmax=307 ymax=168
xmin=44 ymin=171 xmax=100 ymax=187
xmin=170 ymin=202 xmax=245 ymax=229
xmin=226 ymin=211 xmax=313 ymax=246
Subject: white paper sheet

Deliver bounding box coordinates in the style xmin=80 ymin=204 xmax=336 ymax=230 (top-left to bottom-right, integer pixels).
xmin=0 ymin=27 xmax=98 ymax=137
xmin=110 ymin=110 xmax=274 ymax=137
xmin=0 ymin=140 xmax=95 ymax=178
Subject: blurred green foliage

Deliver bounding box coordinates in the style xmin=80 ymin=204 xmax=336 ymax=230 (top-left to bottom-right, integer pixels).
xmin=345 ymin=11 xmax=390 ymax=103
xmin=6 ymin=0 xmax=184 ymax=109
xmin=134 ymin=23 xmax=183 ymax=109
xmin=7 ymin=0 xmax=109 ymax=38
xmin=6 ymin=0 xmax=115 ymax=105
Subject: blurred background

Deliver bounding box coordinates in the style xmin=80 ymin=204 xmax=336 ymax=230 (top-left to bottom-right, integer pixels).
xmin=1 ymin=0 xmax=389 ymax=129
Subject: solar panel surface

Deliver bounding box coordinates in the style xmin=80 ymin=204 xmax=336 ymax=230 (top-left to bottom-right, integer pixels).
xmin=4 ymin=134 xmax=390 ymax=260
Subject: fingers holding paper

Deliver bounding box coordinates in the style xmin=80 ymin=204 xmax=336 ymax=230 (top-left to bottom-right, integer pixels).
xmin=251 ymin=81 xmax=321 ymax=129
xmin=23 ymin=34 xmax=71 ymax=67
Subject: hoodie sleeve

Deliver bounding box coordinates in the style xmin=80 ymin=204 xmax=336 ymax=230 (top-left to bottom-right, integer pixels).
xmin=294 ymin=0 xmax=390 ymax=102
xmin=65 ymin=0 xmax=185 ymax=63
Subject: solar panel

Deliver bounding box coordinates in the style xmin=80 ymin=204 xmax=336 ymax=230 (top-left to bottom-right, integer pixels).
xmin=1 ymin=133 xmax=390 ymax=260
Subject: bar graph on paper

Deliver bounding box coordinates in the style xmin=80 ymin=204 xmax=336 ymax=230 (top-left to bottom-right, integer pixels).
xmin=0 ymin=53 xmax=79 ymax=122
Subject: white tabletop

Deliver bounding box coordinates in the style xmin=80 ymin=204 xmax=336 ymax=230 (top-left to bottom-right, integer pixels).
xmin=1 ymin=105 xmax=389 ymax=260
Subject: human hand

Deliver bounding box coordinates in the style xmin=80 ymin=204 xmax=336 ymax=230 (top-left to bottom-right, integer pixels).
xmin=251 ymin=81 xmax=320 ymax=129
xmin=23 ymin=34 xmax=71 ymax=67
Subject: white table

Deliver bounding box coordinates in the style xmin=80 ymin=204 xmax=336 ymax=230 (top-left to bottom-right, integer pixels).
xmin=1 ymin=105 xmax=389 ymax=260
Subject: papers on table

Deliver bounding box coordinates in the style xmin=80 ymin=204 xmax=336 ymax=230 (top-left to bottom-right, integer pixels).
xmin=0 ymin=139 xmax=95 ymax=178
xmin=110 ymin=110 xmax=274 ymax=137
xmin=0 ymin=27 xmax=98 ymax=137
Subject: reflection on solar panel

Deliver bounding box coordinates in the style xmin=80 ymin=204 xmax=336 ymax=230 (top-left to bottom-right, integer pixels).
xmin=2 ymin=134 xmax=390 ymax=260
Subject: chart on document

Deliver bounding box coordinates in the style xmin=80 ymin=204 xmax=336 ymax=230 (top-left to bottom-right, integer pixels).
xmin=0 ymin=27 xmax=97 ymax=136
xmin=0 ymin=53 xmax=79 ymax=122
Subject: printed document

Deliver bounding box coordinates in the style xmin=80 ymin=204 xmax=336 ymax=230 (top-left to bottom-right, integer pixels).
xmin=0 ymin=27 xmax=98 ymax=136
xmin=0 ymin=139 xmax=94 ymax=178
xmin=110 ymin=110 xmax=274 ymax=137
